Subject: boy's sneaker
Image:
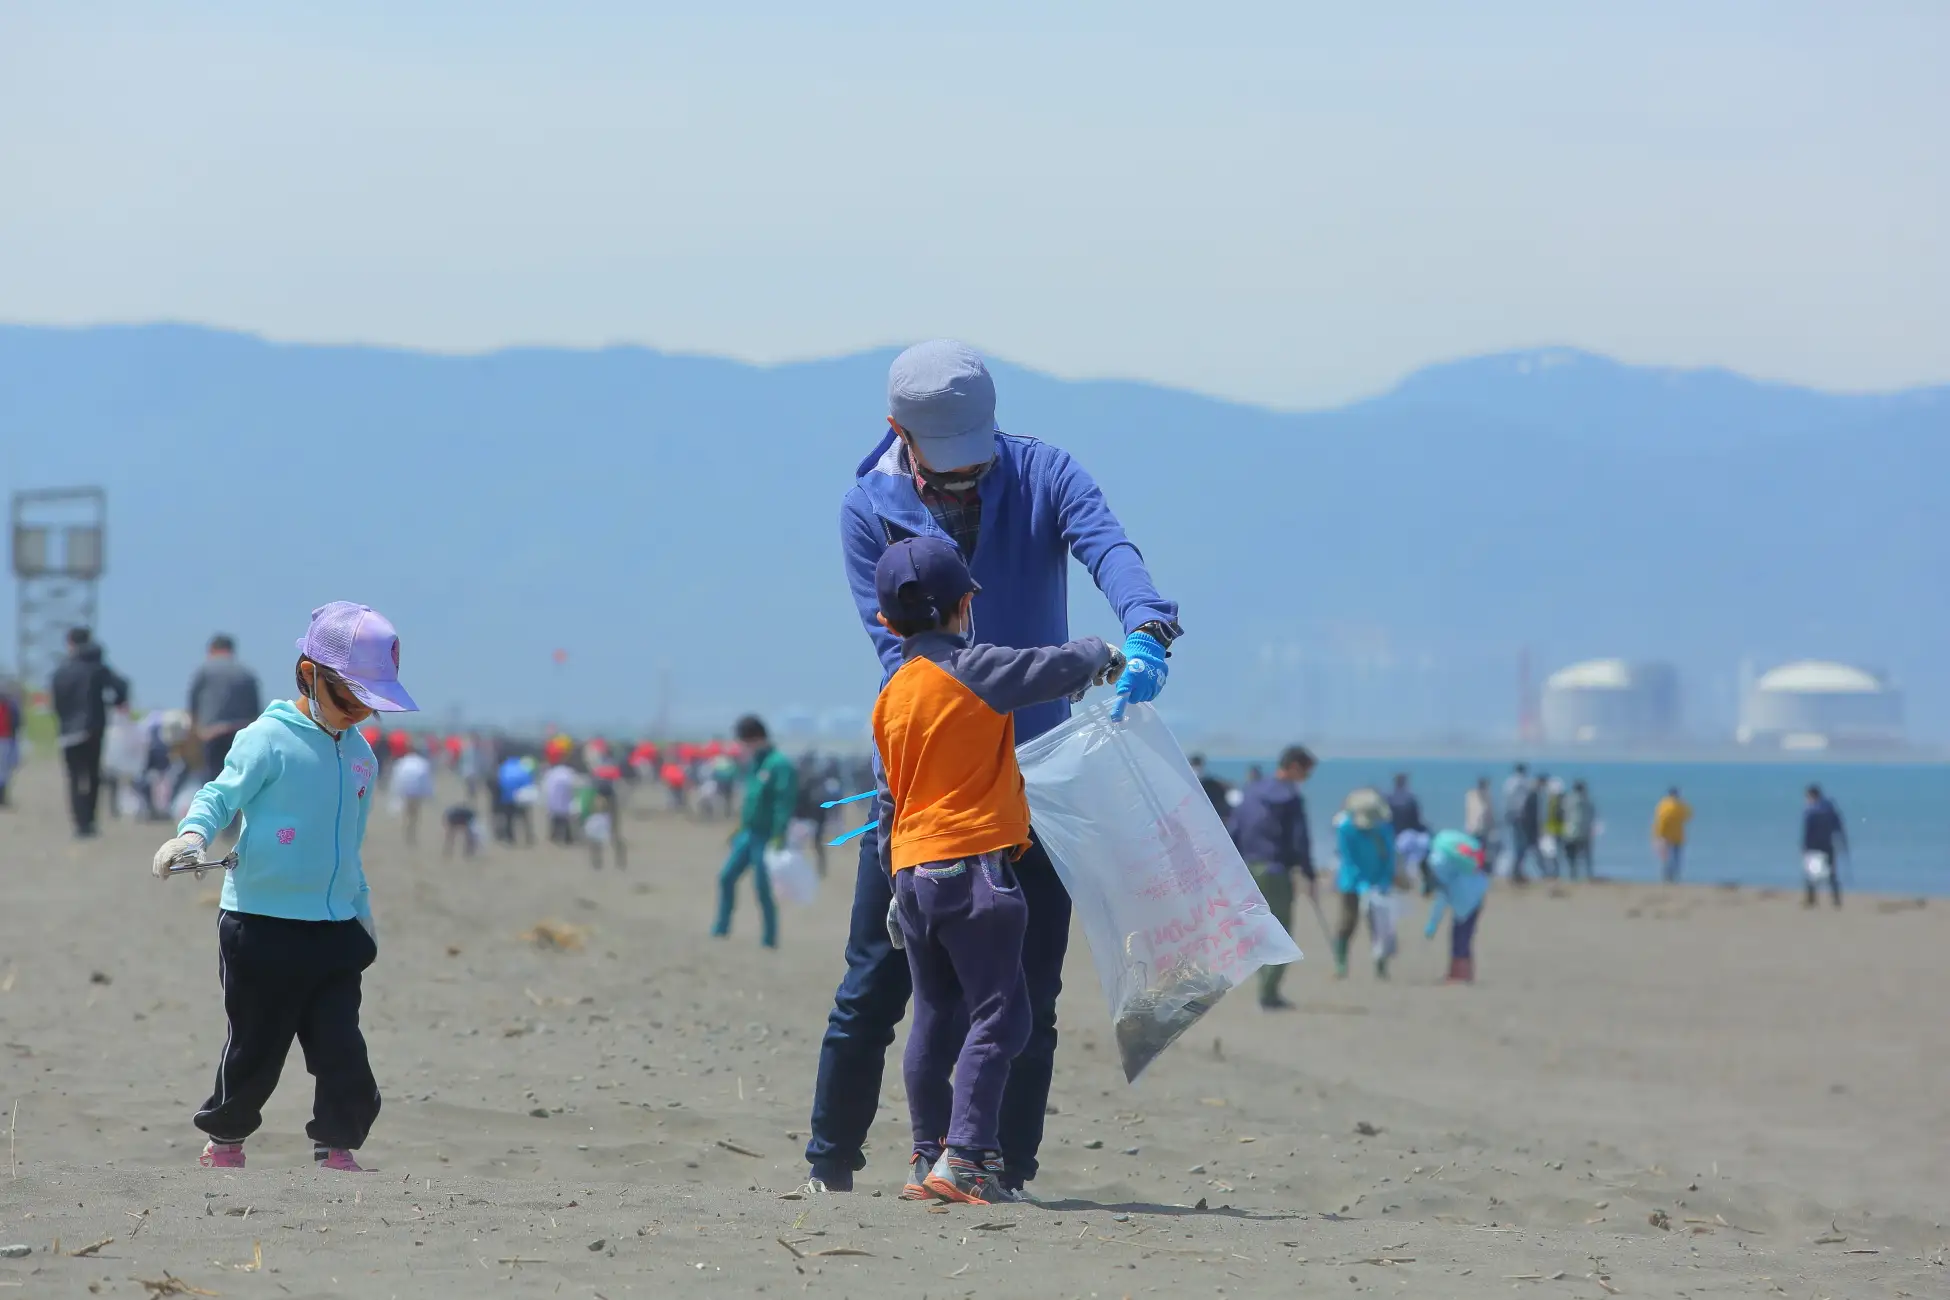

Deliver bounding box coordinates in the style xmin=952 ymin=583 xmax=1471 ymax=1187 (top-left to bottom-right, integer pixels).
xmin=901 ymin=1152 xmax=943 ymax=1201
xmin=922 ymin=1151 xmax=1006 ymax=1206
xmin=199 ymin=1140 xmax=245 ymax=1169
xmin=314 ymin=1145 xmax=373 ymax=1172
xmin=985 ymin=1155 xmax=1034 ymax=1204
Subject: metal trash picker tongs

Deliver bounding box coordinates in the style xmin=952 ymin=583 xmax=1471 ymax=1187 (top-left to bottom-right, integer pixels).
xmin=164 ymin=850 xmax=240 ymax=880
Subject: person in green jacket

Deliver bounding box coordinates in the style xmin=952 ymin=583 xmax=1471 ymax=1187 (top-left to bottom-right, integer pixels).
xmin=710 ymin=715 xmax=798 ymax=949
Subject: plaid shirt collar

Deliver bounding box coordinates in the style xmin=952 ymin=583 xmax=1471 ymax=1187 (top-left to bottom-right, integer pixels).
xmin=899 ymin=443 xmax=988 ymax=559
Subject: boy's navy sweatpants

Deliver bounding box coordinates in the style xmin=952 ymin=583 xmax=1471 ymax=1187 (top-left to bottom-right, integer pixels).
xmin=805 ymin=827 xmax=1069 ymax=1187
xmin=894 ymin=852 xmax=1032 ymax=1159
xmin=195 ymin=911 xmax=381 ymax=1150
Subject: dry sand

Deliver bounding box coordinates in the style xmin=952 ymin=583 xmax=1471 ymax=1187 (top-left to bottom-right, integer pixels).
xmin=0 ymin=761 xmax=1944 ymax=1298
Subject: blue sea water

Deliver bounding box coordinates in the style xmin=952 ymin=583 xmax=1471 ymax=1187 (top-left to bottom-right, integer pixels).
xmin=1206 ymin=757 xmax=1950 ymax=897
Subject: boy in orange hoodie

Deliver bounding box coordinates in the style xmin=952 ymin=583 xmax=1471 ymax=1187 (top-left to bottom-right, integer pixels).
xmin=871 ymin=537 xmax=1123 ymax=1205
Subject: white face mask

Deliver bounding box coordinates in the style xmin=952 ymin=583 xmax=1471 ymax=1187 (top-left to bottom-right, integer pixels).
xmin=904 ymin=435 xmax=992 ymax=494
xmin=305 ymin=665 xmax=341 ymax=738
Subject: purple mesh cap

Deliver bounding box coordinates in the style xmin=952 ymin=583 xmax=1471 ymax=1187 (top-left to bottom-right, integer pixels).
xmin=294 ymin=602 xmax=419 ymax=713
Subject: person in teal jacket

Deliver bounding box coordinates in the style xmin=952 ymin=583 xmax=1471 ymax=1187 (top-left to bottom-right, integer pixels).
xmin=1331 ymin=788 xmax=1396 ymax=979
xmin=150 ymin=601 xmax=418 ymax=1174
xmin=1423 ymin=830 xmax=1489 ymax=983
xmin=711 ymin=715 xmax=798 ymax=949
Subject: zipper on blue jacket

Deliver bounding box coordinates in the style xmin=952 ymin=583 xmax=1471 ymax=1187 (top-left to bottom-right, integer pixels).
xmin=324 ymin=732 xmax=344 ymax=919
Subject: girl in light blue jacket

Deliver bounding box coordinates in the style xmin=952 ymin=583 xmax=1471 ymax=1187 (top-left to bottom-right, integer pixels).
xmin=1422 ymin=830 xmax=1489 ymax=984
xmin=152 ymin=602 xmax=418 ymax=1173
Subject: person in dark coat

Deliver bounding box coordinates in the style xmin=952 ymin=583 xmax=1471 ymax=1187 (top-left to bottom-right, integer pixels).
xmin=1190 ymin=754 xmax=1233 ymax=821
xmin=1801 ymin=785 xmax=1847 ymax=908
xmin=1385 ymin=772 xmax=1424 ymax=835
xmin=50 ymin=627 xmax=129 ymax=837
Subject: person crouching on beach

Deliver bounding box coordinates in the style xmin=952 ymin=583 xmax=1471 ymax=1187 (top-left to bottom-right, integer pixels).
xmin=151 ymin=602 xmax=418 ymax=1172
xmin=1423 ymin=830 xmax=1489 ymax=983
xmin=872 ymin=538 xmax=1123 ymax=1205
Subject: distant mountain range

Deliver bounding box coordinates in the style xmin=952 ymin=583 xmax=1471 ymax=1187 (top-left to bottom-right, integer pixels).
xmin=2 ymin=323 xmax=1943 ymax=745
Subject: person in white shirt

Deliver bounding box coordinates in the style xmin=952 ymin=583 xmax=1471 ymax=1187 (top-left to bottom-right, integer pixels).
xmin=542 ymin=763 xmax=580 ymax=846
xmin=388 ymin=745 xmax=436 ymax=847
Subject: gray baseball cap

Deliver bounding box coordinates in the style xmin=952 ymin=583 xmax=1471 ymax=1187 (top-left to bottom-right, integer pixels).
xmin=887 ymin=339 xmax=999 ymax=471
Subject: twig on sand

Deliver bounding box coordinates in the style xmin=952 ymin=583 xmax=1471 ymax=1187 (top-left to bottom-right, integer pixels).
xmin=495 ymin=1257 xmax=551 ymax=1266
xmin=777 ymin=1239 xmax=870 ymax=1260
xmin=715 ymin=1140 xmax=762 ymax=1158
xmin=134 ymin=1275 xmax=220 ymax=1297
xmin=70 ymin=1237 xmax=114 ymax=1257
xmin=8 ymin=1100 xmax=15 ymax=1179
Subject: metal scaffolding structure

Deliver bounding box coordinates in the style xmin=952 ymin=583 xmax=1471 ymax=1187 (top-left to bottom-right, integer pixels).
xmin=11 ymin=487 xmax=107 ymax=695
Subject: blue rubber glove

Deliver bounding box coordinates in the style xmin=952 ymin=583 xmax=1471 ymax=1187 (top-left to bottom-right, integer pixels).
xmin=1110 ymin=630 xmax=1170 ymax=721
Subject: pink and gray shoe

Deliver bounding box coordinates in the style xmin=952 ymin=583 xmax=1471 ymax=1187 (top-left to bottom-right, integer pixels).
xmin=199 ymin=1140 xmax=246 ymax=1169
xmin=314 ymin=1145 xmax=374 ymax=1172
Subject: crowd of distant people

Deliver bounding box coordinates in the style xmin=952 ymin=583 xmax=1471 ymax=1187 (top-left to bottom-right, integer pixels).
xmin=0 ymin=627 xmax=1856 ymax=928
xmin=1185 ymin=748 xmax=1859 ymax=1005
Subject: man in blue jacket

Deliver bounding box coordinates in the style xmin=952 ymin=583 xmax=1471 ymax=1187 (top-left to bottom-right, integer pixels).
xmin=1227 ymin=745 xmax=1315 ymax=1010
xmin=805 ymin=339 xmax=1181 ymax=1197
xmin=1801 ymin=784 xmax=1847 ymax=909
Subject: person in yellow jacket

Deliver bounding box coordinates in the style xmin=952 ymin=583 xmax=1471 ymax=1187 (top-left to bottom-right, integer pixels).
xmin=1652 ymin=787 xmax=1692 ymax=883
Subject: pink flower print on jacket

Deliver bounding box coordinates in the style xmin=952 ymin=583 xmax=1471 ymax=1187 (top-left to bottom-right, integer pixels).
xmin=276 ymin=827 xmax=297 ymax=846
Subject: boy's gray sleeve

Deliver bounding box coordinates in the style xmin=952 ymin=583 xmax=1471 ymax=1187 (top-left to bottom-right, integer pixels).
xmin=947 ymin=639 xmax=1116 ymax=717
xmin=871 ymin=748 xmax=893 ymax=878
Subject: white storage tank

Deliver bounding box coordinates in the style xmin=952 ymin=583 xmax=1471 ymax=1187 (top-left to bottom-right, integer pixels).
xmin=1738 ymin=661 xmax=1903 ymax=750
xmin=1541 ymin=659 xmax=1680 ymax=746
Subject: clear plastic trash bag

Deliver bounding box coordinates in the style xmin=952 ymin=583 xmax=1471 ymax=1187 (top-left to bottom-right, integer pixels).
xmin=766 ymin=843 xmax=819 ymax=907
xmin=103 ymin=716 xmax=148 ymax=780
xmin=1018 ymin=699 xmax=1301 ymax=1081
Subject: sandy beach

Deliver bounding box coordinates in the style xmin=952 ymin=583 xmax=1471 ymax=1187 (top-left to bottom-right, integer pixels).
xmin=0 ymin=760 xmax=1943 ymax=1298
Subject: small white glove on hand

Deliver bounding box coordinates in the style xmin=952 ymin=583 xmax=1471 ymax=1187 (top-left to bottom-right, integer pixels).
xmin=1073 ymin=647 xmax=1128 ymax=702
xmin=152 ymin=832 xmax=205 ymax=881
xmin=357 ymin=912 xmax=377 ymax=942
xmin=885 ymin=897 xmax=905 ymax=951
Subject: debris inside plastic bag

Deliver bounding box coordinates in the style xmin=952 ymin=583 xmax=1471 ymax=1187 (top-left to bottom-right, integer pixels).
xmin=1018 ymin=699 xmax=1302 ymax=1085
xmin=1112 ymin=958 xmax=1234 ymax=1082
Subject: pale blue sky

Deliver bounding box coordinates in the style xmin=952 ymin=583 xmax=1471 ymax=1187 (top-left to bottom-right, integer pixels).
xmin=2 ymin=1 xmax=1944 ymax=406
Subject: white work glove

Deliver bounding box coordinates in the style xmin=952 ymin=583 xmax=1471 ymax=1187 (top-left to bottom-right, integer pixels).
xmin=1073 ymin=647 xmax=1128 ymax=702
xmin=885 ymin=896 xmax=905 ymax=951
xmin=151 ymin=832 xmax=205 ymax=881
xmin=357 ymin=912 xmax=377 ymax=942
